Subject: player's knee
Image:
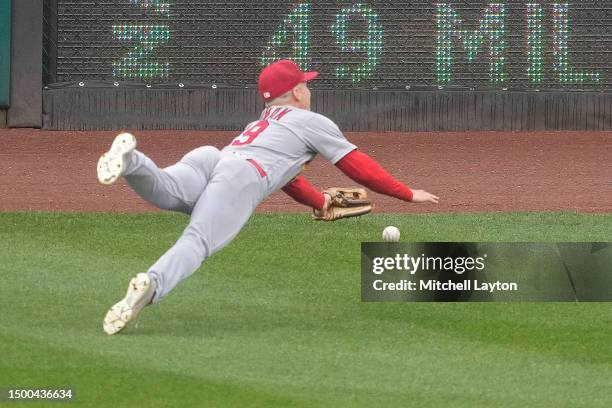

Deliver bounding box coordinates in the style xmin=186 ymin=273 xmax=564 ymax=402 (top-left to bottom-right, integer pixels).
xmin=181 ymin=225 xmax=211 ymax=262
xmin=181 ymin=146 xmax=221 ymax=176
xmin=183 ymin=146 xmax=220 ymax=163
xmin=159 ymin=200 xmax=190 ymax=214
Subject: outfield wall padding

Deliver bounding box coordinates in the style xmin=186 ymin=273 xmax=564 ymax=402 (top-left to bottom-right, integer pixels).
xmin=8 ymin=0 xmax=42 ymax=128
xmin=43 ymin=86 xmax=611 ymax=131
xmin=0 ymin=0 xmax=10 ymax=109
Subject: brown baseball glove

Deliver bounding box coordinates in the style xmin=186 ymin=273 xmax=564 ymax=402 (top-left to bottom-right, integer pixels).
xmin=312 ymin=187 xmax=372 ymax=221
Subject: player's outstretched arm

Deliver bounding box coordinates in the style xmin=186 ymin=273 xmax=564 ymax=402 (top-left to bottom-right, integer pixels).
xmin=335 ymin=150 xmax=439 ymax=204
xmin=282 ymin=176 xmax=330 ymax=210
xmin=411 ymin=189 xmax=440 ymax=204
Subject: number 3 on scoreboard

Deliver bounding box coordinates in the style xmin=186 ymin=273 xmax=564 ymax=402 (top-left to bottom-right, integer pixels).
xmin=231 ymin=120 xmax=269 ymax=146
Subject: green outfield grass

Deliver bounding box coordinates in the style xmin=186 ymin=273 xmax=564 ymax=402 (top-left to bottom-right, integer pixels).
xmin=1 ymin=212 xmax=612 ymax=407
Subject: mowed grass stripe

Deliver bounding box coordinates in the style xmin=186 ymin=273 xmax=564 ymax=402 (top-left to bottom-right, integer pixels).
xmin=1 ymin=212 xmax=612 ymax=407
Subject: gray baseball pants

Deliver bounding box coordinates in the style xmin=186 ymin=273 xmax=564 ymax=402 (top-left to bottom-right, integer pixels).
xmin=123 ymin=146 xmax=267 ymax=302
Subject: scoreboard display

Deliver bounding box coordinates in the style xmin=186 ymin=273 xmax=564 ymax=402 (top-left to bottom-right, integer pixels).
xmin=53 ymin=1 xmax=612 ymax=89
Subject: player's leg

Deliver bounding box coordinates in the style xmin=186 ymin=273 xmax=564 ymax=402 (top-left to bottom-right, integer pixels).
xmin=146 ymin=157 xmax=264 ymax=301
xmin=123 ymin=146 xmax=221 ymax=213
xmin=97 ymin=133 xmax=220 ymax=213
xmin=103 ymin=156 xmax=264 ymax=334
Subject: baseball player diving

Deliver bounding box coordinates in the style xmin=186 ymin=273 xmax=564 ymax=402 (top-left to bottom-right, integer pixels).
xmin=98 ymin=59 xmax=439 ymax=335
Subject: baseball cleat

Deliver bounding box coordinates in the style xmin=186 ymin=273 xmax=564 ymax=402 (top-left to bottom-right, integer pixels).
xmin=103 ymin=273 xmax=156 ymax=335
xmin=97 ymin=132 xmax=137 ymax=185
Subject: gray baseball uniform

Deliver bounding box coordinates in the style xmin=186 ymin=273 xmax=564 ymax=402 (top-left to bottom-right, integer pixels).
xmin=123 ymin=105 xmax=356 ymax=301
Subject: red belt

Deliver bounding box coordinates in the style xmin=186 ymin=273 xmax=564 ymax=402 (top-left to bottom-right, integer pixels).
xmin=246 ymin=159 xmax=267 ymax=178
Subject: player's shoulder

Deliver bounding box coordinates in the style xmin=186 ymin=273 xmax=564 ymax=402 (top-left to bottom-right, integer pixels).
xmin=264 ymin=106 xmax=340 ymax=134
xmin=303 ymin=110 xmax=340 ymax=130
xmin=263 ymin=105 xmax=335 ymax=122
xmin=306 ymin=110 xmax=333 ymax=122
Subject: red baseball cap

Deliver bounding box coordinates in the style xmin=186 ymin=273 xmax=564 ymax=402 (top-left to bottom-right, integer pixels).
xmin=258 ymin=60 xmax=319 ymax=102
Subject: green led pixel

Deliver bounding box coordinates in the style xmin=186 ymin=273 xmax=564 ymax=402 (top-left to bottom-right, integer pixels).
xmin=113 ymin=0 xmax=171 ymax=81
xmin=262 ymin=3 xmax=311 ymax=70
xmin=113 ymin=25 xmax=170 ymax=80
xmin=130 ymin=0 xmax=171 ymax=16
xmin=331 ymin=3 xmax=383 ymax=83
xmin=526 ymin=3 xmax=543 ymax=83
xmin=436 ymin=2 xmax=506 ymax=84
xmin=553 ymin=2 xmax=600 ymax=83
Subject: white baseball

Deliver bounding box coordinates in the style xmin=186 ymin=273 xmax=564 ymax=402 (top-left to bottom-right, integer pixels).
xmin=382 ymin=226 xmax=400 ymax=242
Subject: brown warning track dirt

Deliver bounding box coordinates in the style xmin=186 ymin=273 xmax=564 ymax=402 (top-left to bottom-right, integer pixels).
xmin=1 ymin=129 xmax=610 ymax=213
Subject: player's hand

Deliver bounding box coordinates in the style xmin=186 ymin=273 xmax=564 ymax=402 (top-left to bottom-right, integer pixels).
xmin=322 ymin=192 xmax=332 ymax=210
xmin=411 ymin=189 xmax=439 ymax=204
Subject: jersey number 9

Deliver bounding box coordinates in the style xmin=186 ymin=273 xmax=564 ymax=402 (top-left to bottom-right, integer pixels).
xmin=231 ymin=120 xmax=270 ymax=146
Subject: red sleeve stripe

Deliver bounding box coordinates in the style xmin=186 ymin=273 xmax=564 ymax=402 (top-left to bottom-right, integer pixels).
xmin=335 ymin=150 xmax=413 ymax=202
xmin=281 ymin=176 xmax=326 ymax=210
